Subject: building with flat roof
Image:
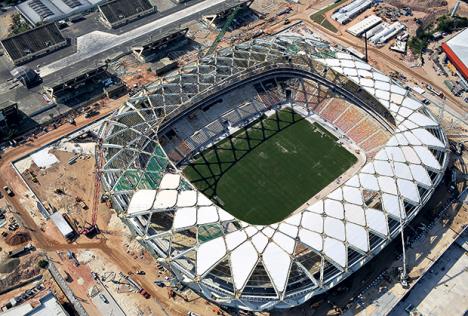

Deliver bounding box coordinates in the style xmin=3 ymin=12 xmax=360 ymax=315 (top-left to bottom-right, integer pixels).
xmin=202 ymin=0 xmax=253 ymax=29
xmin=49 ymin=212 xmax=75 ymax=240
xmin=16 ymin=0 xmax=104 ymax=25
xmin=441 ymin=28 xmax=468 ymax=82
xmin=0 ymin=292 xmax=68 ymax=316
xmin=0 ymin=102 xmax=19 ymax=139
xmin=369 ymin=22 xmax=405 ymax=45
xmin=332 ymin=0 xmax=372 ymax=25
xmin=98 ymin=0 xmax=156 ymax=29
xmin=0 ymin=23 xmax=67 ymax=66
xmin=347 ymin=15 xmax=382 ymax=37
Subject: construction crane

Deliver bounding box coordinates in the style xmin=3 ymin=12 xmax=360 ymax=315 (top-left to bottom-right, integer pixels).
xmin=80 ymin=140 xmax=105 ymax=237
xmin=203 ymin=5 xmax=243 ymax=57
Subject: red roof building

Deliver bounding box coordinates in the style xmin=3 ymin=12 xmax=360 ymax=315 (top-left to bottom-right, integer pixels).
xmin=441 ymin=28 xmax=468 ymax=81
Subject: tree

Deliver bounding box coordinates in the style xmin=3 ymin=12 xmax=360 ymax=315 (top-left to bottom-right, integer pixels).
xmin=37 ymin=259 xmax=49 ymax=269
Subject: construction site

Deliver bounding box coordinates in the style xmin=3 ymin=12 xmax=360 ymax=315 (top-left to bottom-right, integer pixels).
xmin=0 ymin=0 xmax=467 ymax=315
xmin=0 ymin=1 xmax=310 ymax=315
xmin=3 ymin=120 xmax=228 ymax=315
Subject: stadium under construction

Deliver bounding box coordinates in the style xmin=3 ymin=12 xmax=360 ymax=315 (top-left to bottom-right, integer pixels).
xmin=97 ymin=34 xmax=449 ymax=311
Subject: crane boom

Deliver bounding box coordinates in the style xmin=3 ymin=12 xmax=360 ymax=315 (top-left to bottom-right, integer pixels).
xmin=204 ymin=6 xmax=242 ymax=57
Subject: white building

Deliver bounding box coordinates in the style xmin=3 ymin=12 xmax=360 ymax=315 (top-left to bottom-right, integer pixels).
xmin=369 ymin=22 xmax=405 ymax=45
xmin=347 ymin=15 xmax=382 ymax=37
xmin=332 ymin=0 xmax=372 ymax=24
xmin=0 ymin=292 xmax=68 ymax=316
xmin=16 ymin=0 xmax=105 ymax=25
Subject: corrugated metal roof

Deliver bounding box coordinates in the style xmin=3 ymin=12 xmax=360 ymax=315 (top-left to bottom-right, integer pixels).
xmin=443 ymin=28 xmax=468 ymax=80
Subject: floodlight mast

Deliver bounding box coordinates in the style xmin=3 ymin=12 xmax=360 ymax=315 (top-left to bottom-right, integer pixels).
xmin=389 ymin=154 xmax=408 ymax=286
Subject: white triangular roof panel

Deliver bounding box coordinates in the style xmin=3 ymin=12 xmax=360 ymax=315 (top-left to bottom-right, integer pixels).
xmin=197 ymin=237 xmax=226 ymax=276
xmin=263 ymin=243 xmax=291 ymax=293
xmin=128 ymin=190 xmax=156 ymax=215
xmin=231 ymin=241 xmax=258 ymax=290
xmin=323 ymin=238 xmax=346 ymax=268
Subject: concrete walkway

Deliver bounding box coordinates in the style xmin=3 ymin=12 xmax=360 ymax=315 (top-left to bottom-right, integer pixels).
xmin=40 ymin=0 xmax=245 ymax=76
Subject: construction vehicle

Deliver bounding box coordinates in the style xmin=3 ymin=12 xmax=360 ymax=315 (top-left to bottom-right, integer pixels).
xmin=67 ymin=250 xmax=80 ymax=267
xmin=99 ymin=293 xmax=109 ymax=304
xmin=84 ymin=109 xmax=99 ymax=118
xmin=8 ymin=243 xmax=34 ymax=258
xmin=54 ymin=188 xmax=65 ymax=195
xmin=3 ymin=186 xmax=14 ymax=197
xmin=119 ymin=272 xmax=151 ymax=299
xmin=67 ymin=117 xmax=76 ymax=125
xmin=76 ymin=197 xmax=88 ymax=210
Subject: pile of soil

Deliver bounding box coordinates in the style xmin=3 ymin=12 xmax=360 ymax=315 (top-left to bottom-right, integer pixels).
xmin=0 ymin=254 xmax=41 ymax=289
xmin=0 ymin=258 xmax=20 ymax=274
xmin=385 ymin=0 xmax=447 ymax=12
xmin=5 ymin=230 xmax=31 ymax=246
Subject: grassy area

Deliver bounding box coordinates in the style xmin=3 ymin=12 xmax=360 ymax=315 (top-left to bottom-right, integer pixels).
xmin=409 ymin=15 xmax=468 ymax=56
xmin=310 ymin=0 xmax=347 ymax=33
xmin=183 ymin=109 xmax=357 ymax=225
xmin=8 ymin=13 xmax=31 ymax=36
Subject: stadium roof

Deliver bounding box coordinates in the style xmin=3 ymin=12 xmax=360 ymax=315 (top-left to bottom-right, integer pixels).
xmin=0 ymin=23 xmax=66 ymax=65
xmin=98 ymin=0 xmax=154 ymax=24
xmin=98 ymin=34 xmax=448 ymax=310
xmin=16 ymin=0 xmax=104 ymax=25
xmin=442 ymin=28 xmax=468 ymax=81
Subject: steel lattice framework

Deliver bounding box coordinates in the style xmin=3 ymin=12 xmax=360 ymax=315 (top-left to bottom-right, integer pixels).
xmin=97 ymin=34 xmax=449 ymax=311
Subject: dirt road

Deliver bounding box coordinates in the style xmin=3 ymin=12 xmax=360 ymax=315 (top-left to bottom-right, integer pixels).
xmin=266 ymin=11 xmax=466 ymax=117
xmin=0 ymin=104 xmax=184 ymax=316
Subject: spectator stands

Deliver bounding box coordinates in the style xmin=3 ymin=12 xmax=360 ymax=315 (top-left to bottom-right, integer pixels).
xmin=161 ymin=75 xmax=391 ymax=163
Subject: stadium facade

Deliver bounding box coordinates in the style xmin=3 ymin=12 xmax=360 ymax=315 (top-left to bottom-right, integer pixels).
xmin=97 ymin=34 xmax=449 ymax=310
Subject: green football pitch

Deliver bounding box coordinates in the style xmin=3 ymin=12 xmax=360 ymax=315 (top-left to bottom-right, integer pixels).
xmin=182 ymin=109 xmax=357 ymax=225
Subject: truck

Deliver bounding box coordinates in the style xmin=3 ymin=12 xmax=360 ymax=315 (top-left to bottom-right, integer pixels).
xmin=3 ymin=186 xmax=14 ymax=197
xmin=67 ymin=250 xmax=80 ymax=267
xmin=8 ymin=243 xmax=34 ymax=258
xmin=84 ymin=109 xmax=99 ymax=118
xmin=50 ymin=212 xmax=76 ymax=241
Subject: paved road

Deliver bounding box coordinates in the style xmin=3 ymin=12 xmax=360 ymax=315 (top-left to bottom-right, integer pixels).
xmin=40 ymin=0 xmax=248 ymax=77
xmin=0 ymin=107 xmax=178 ymax=315
xmin=48 ymin=261 xmax=89 ymax=316
xmin=92 ymin=279 xmax=126 ymax=316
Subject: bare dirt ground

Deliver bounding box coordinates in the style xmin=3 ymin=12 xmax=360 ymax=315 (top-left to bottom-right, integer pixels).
xmin=0 ymin=1 xmax=464 ymax=315
xmin=49 ymin=250 xmax=102 ymax=316
xmin=0 ymin=268 xmax=70 ymax=310
xmin=116 ymin=55 xmax=159 ymax=89
xmin=7 ymin=131 xmax=225 ymax=315
xmin=0 ymin=11 xmax=13 ymax=40
xmin=26 ymin=150 xmax=95 ymax=218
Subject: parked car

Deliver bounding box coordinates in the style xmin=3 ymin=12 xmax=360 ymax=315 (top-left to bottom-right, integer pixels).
xmin=84 ymin=110 xmax=99 ymax=118
xmin=99 ymin=293 xmax=109 ymax=304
